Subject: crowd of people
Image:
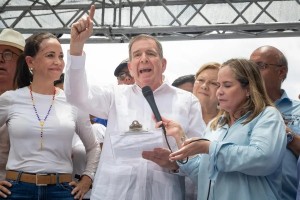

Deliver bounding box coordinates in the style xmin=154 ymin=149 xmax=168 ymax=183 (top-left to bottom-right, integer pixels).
xmin=0 ymin=4 xmax=299 ymax=200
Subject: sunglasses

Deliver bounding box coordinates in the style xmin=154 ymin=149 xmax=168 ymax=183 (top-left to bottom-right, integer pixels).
xmin=117 ymin=71 xmax=132 ymax=80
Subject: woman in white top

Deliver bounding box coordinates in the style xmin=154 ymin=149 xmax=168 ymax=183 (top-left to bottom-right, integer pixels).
xmin=0 ymin=32 xmax=100 ymax=200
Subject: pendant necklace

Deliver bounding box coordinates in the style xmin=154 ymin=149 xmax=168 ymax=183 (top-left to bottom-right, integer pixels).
xmin=29 ymin=85 xmax=56 ymax=150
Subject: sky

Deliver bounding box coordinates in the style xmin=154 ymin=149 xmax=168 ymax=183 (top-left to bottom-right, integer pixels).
xmin=62 ymin=36 xmax=300 ymax=100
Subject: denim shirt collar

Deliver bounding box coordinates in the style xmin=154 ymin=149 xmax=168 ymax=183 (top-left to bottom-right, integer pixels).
xmin=274 ymin=89 xmax=292 ymax=106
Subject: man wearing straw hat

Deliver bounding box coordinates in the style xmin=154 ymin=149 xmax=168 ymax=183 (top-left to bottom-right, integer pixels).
xmin=0 ymin=28 xmax=25 ymax=198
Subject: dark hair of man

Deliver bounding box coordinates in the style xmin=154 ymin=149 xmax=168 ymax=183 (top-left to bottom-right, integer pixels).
xmin=54 ymin=73 xmax=64 ymax=86
xmin=172 ymin=74 xmax=195 ymax=88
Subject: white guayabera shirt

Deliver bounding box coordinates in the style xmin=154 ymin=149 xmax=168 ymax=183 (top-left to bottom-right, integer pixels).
xmin=65 ymin=53 xmax=206 ymax=200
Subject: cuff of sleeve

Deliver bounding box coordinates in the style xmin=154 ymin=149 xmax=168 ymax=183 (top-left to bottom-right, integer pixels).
xmin=67 ymin=50 xmax=86 ymax=70
xmin=176 ymin=155 xmax=199 ymax=176
xmin=82 ymin=171 xmax=95 ymax=181
xmin=208 ymin=141 xmax=219 ymax=181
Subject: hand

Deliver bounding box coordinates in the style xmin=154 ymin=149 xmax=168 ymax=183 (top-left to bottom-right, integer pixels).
xmin=169 ymin=138 xmax=210 ymax=161
xmin=285 ymin=125 xmax=292 ymax=133
xmin=70 ymin=5 xmax=95 ymax=55
xmin=155 ymin=117 xmax=186 ymax=148
xmin=0 ymin=180 xmax=12 ymax=198
xmin=70 ymin=175 xmax=92 ymax=200
xmin=142 ymin=148 xmax=179 ymax=171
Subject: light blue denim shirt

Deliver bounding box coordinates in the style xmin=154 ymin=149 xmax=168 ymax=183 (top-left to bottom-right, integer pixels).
xmin=275 ymin=90 xmax=300 ymax=200
xmin=179 ymin=106 xmax=286 ymax=200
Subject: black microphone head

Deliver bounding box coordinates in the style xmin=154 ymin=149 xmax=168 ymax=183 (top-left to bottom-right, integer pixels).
xmin=142 ymin=86 xmax=153 ymax=98
xmin=142 ymin=85 xmax=164 ymax=130
xmin=142 ymin=85 xmax=163 ymax=126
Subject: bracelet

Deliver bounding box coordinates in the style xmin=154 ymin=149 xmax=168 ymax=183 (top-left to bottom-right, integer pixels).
xmin=287 ymin=131 xmax=296 ymax=144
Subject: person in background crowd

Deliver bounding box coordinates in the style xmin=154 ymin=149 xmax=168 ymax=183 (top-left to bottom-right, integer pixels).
xmin=89 ymin=115 xmax=105 ymax=148
xmin=54 ymin=74 xmax=105 ymax=200
xmin=64 ymin=5 xmax=205 ymax=200
xmin=0 ymin=28 xmax=25 ymax=198
xmin=193 ymin=62 xmax=220 ymax=124
xmin=53 ymin=72 xmax=65 ymax=89
xmin=0 ymin=32 xmax=100 ymax=200
xmin=91 ymin=115 xmax=107 ymax=127
xmin=172 ymin=74 xmax=195 ymax=93
xmin=71 ymin=114 xmax=105 ymax=200
xmin=250 ymin=45 xmax=300 ymax=200
xmin=148 ymin=58 xmax=286 ymax=200
xmin=177 ymin=63 xmax=220 ymax=200
xmin=114 ymin=58 xmax=135 ymax=85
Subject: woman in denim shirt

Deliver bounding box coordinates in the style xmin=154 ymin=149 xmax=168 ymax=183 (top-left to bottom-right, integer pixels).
xmin=152 ymin=58 xmax=286 ymax=200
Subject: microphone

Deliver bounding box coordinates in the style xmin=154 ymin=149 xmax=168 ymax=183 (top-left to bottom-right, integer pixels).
xmin=142 ymin=86 xmax=188 ymax=164
xmin=142 ymin=86 xmax=163 ymax=127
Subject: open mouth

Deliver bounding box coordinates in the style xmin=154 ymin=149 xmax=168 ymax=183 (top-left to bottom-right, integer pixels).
xmin=0 ymin=67 xmax=7 ymax=72
xmin=139 ymin=68 xmax=151 ymax=73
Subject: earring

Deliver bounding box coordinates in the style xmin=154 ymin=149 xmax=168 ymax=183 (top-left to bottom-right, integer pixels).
xmin=30 ymin=68 xmax=33 ymax=71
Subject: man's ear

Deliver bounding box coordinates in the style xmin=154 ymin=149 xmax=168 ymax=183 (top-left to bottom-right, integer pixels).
xmin=278 ymin=65 xmax=288 ymax=81
xmin=161 ymin=58 xmax=167 ymax=73
xmin=128 ymin=61 xmax=132 ymax=71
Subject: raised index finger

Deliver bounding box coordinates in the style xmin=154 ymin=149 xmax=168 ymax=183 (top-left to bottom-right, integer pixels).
xmin=89 ymin=5 xmax=95 ymax=20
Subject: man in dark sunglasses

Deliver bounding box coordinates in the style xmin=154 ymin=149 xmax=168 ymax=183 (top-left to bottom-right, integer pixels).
xmin=114 ymin=59 xmax=135 ymax=85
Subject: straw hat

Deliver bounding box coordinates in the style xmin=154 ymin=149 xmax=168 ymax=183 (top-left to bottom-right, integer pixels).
xmin=0 ymin=28 xmax=25 ymax=51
